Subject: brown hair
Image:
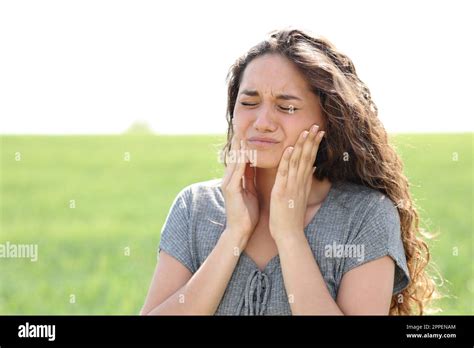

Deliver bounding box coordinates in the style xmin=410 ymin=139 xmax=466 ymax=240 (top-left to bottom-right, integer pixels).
xmin=223 ymin=28 xmax=437 ymax=315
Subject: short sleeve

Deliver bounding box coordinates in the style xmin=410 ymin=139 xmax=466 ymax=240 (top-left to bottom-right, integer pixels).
xmin=158 ymin=186 xmax=196 ymax=273
xmin=342 ymin=194 xmax=410 ymax=294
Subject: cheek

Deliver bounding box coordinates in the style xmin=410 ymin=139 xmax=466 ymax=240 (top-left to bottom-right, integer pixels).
xmin=280 ymin=117 xmax=307 ymax=147
xmin=232 ymin=109 xmax=253 ymax=133
xmin=280 ymin=112 xmax=323 ymax=146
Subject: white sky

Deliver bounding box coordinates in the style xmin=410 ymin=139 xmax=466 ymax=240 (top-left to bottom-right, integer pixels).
xmin=0 ymin=0 xmax=472 ymax=134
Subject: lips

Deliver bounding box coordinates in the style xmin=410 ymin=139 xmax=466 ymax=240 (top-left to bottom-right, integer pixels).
xmin=247 ymin=136 xmax=280 ymax=149
xmin=247 ymin=136 xmax=280 ymax=143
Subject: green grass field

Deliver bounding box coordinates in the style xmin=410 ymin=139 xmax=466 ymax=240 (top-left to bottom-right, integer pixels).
xmin=0 ymin=134 xmax=472 ymax=314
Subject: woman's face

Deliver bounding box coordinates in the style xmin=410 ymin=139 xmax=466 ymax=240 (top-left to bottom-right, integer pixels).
xmin=233 ymin=53 xmax=325 ymax=169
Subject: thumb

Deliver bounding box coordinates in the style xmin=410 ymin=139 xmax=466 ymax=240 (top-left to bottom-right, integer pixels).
xmin=244 ymin=162 xmax=257 ymax=195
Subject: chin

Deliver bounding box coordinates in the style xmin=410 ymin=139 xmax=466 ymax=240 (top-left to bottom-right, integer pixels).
xmin=252 ymin=152 xmax=280 ymax=169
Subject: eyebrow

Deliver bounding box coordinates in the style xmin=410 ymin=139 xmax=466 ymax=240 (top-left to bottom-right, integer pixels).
xmin=239 ymin=89 xmax=303 ymax=101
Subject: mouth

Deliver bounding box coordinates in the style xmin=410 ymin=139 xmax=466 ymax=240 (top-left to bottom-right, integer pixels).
xmin=247 ymin=138 xmax=280 ymax=149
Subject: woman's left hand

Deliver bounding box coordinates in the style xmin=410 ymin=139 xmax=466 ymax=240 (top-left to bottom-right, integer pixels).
xmin=269 ymin=124 xmax=325 ymax=244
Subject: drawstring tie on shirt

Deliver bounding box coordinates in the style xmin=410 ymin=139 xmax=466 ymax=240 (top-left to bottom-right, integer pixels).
xmin=236 ymin=269 xmax=271 ymax=315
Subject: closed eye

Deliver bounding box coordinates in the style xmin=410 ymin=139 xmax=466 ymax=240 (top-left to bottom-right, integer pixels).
xmin=278 ymin=105 xmax=298 ymax=113
xmin=240 ymin=102 xmax=299 ymax=113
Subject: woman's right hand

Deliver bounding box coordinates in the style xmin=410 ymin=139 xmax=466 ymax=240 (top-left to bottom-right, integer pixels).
xmin=221 ymin=133 xmax=259 ymax=245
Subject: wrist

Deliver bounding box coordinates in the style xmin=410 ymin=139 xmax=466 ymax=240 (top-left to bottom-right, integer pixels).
xmin=223 ymin=228 xmax=250 ymax=255
xmin=272 ymin=229 xmax=306 ymax=249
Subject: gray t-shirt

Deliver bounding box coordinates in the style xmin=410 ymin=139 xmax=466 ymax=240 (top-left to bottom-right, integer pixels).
xmin=158 ymin=178 xmax=410 ymax=315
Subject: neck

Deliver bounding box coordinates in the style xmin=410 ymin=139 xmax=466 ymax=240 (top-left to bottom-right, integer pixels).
xmin=255 ymin=167 xmax=278 ymax=214
xmin=255 ymin=167 xmax=331 ymax=215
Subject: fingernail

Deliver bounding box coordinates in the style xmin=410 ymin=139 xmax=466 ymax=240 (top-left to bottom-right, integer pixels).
xmin=319 ymin=131 xmax=325 ymax=138
xmin=302 ymin=131 xmax=309 ymax=139
xmin=288 ymin=147 xmax=294 ymax=154
xmin=312 ymin=167 xmax=317 ymax=173
xmin=311 ymin=125 xmax=319 ymax=133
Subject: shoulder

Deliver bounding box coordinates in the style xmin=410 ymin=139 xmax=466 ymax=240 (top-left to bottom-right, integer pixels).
xmin=177 ymin=178 xmax=223 ymax=201
xmin=330 ymin=181 xmax=402 ymax=255
xmin=330 ymin=182 xmax=410 ymax=293
xmin=174 ymin=178 xmax=225 ymax=217
xmin=324 ymin=180 xmax=401 ymax=245
xmin=185 ymin=178 xmax=223 ymax=192
xmin=176 ymin=179 xmax=227 ymax=265
xmin=332 ymin=180 xmax=399 ymax=225
xmin=161 ymin=178 xmax=226 ymax=266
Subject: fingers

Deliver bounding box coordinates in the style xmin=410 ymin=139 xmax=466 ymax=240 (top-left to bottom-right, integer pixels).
xmin=287 ymin=124 xmax=325 ymax=191
xmin=243 ymin=150 xmax=257 ymax=195
xmin=274 ymin=146 xmax=293 ymax=191
xmin=307 ymin=129 xmax=325 ymax=178
xmin=228 ymin=139 xmax=247 ymax=190
xmin=222 ymin=133 xmax=240 ymax=187
xmin=287 ymin=129 xmax=309 ymax=191
xmin=298 ymin=124 xmax=322 ymax=184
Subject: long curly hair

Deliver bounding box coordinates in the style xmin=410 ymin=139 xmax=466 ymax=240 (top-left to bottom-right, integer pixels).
xmin=222 ymin=28 xmax=437 ymax=315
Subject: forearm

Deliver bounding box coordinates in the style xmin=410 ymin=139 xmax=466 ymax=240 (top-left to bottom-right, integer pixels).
xmin=146 ymin=228 xmax=248 ymax=315
xmin=276 ymin=232 xmax=344 ymax=315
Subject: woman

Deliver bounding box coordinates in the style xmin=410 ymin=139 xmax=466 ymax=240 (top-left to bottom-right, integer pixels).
xmin=141 ymin=28 xmax=435 ymax=315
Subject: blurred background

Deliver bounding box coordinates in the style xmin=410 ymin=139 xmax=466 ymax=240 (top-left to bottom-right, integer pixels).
xmin=0 ymin=0 xmax=472 ymax=314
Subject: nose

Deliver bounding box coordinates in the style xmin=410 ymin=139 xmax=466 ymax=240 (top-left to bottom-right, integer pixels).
xmin=253 ymin=104 xmax=277 ymax=133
